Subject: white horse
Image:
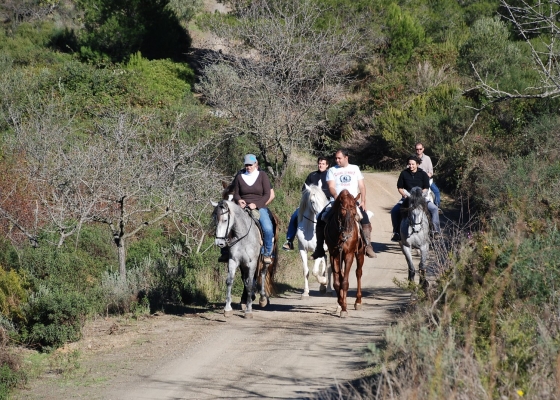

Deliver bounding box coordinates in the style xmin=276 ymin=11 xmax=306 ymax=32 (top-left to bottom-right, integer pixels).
xmin=297 ymin=184 xmax=333 ymax=297
xmin=211 ymin=199 xmax=276 ymax=318
xmin=399 ymin=187 xmax=430 ymax=287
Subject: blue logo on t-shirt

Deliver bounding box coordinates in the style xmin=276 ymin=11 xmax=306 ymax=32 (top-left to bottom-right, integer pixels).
xmin=340 ymin=175 xmax=351 ymax=183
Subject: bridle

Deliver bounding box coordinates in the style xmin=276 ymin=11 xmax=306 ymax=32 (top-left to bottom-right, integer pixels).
xmin=407 ymin=207 xmax=425 ymax=234
xmin=214 ymin=201 xmax=254 ymax=247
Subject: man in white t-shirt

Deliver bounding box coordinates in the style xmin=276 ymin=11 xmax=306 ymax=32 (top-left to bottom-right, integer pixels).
xmin=311 ymin=149 xmax=375 ymax=259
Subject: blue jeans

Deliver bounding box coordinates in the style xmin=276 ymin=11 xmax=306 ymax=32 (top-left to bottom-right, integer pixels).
xmin=259 ymin=207 xmax=274 ymax=256
xmin=286 ymin=208 xmax=299 ymax=241
xmin=431 ymin=182 xmax=441 ymax=207
xmin=391 ymin=200 xmax=440 ymax=233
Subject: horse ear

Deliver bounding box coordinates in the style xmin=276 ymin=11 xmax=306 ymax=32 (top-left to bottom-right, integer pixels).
xmin=355 ymin=193 xmax=361 ymax=202
xmin=304 ymin=183 xmax=310 ymax=190
xmin=221 ymin=181 xmax=228 ymax=189
xmin=211 ymin=200 xmax=219 ymax=207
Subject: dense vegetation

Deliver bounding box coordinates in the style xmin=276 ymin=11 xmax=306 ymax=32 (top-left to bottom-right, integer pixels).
xmin=0 ymin=0 xmax=559 ymax=398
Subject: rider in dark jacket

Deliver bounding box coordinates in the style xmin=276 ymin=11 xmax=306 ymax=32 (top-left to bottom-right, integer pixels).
xmin=390 ymin=155 xmax=441 ymax=242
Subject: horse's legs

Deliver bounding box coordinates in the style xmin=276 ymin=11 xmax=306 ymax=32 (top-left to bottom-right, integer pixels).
xmin=339 ymin=253 xmax=354 ymax=317
xmin=258 ymin=260 xmax=268 ymax=307
xmin=242 ymin=266 xmax=256 ymax=317
xmin=331 ymin=253 xmax=341 ymax=300
xmin=224 ymin=259 xmax=238 ymax=316
xmin=401 ymin=244 xmax=416 ymax=282
xmin=354 ymin=252 xmax=364 ymax=310
xmin=419 ymin=243 xmax=429 ymax=288
xmin=313 ymin=256 xmax=328 ymax=285
xmin=299 ymin=248 xmax=310 ymax=296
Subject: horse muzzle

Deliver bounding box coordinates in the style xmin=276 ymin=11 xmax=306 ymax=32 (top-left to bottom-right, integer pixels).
xmin=215 ymin=239 xmax=227 ymax=248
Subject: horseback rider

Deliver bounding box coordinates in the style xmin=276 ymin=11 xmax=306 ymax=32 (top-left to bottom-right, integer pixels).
xmin=232 ymin=154 xmax=275 ymax=264
xmin=415 ymin=142 xmax=441 ymax=209
xmin=282 ymin=156 xmax=331 ymax=251
xmin=390 ymin=155 xmax=442 ymax=242
xmin=218 ymin=158 xmax=275 ymax=263
xmin=311 ymin=149 xmax=376 ymax=259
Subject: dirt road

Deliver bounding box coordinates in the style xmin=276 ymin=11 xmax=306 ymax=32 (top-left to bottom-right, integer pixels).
xmin=16 ymin=172 xmax=413 ymax=400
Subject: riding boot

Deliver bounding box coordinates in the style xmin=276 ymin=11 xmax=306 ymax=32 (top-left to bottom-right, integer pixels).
xmin=311 ymin=220 xmax=326 ymax=260
xmin=361 ymin=223 xmax=376 ymax=258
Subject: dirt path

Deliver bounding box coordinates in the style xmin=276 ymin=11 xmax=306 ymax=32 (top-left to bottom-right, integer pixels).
xmin=15 ymin=172 xmax=414 ymax=400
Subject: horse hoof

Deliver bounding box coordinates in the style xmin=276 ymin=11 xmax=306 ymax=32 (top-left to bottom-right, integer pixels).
xmin=244 ymin=312 xmax=253 ymax=319
xmin=241 ymin=304 xmax=247 ymax=311
xmin=317 ymin=276 xmax=327 ymax=285
xmin=354 ymin=303 xmax=362 ymax=311
xmin=336 ymin=305 xmax=342 ymax=313
xmin=224 ymin=310 xmax=233 ymax=317
xmin=340 ymin=311 xmax=348 ymax=318
xmin=301 ymin=293 xmax=310 ymax=300
xmin=259 ymin=296 xmax=268 ymax=307
xmin=319 ymin=285 xmax=326 ymax=294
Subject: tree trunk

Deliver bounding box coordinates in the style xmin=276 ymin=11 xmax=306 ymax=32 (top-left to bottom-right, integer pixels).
xmin=117 ymin=237 xmax=126 ymax=278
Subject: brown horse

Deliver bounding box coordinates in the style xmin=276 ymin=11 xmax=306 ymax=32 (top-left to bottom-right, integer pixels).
xmin=324 ymin=189 xmax=365 ymax=317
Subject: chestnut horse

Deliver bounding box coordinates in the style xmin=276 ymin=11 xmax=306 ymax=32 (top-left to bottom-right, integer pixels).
xmin=323 ymin=189 xmax=365 ymax=317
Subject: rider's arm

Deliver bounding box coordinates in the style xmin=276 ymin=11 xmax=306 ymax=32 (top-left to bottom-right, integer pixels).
xmin=358 ymin=179 xmax=366 ymax=209
xmin=328 ymin=179 xmax=337 ymax=199
xmin=265 ymin=189 xmax=275 ymax=205
xmin=398 ymin=188 xmax=410 ymax=197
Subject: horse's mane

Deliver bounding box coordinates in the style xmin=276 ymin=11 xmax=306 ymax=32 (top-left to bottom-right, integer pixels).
xmin=405 ymin=187 xmax=431 ymax=221
xmin=333 ymin=189 xmax=357 ymax=233
xmin=298 ymin=184 xmax=327 ymax=223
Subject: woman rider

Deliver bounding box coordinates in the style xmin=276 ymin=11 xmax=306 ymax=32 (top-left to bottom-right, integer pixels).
xmin=232 ymin=154 xmax=275 ymax=264
xmin=390 ymin=155 xmax=441 ymax=242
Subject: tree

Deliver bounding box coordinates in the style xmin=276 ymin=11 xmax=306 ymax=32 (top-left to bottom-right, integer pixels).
xmin=463 ymin=0 xmax=560 ymax=138
xmin=3 ymin=100 xmax=223 ymax=276
xmin=196 ymin=0 xmax=363 ymax=180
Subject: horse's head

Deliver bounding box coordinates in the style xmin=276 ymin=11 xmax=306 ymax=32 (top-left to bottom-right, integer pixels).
xmin=211 ymin=200 xmax=234 ymax=248
xmin=302 ymin=184 xmax=329 ymax=215
xmin=406 ymin=187 xmax=428 ymax=234
xmin=334 ymin=190 xmax=358 ymax=231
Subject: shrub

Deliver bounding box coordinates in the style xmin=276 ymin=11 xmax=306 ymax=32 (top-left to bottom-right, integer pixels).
xmin=0 ymin=268 xmax=28 ymax=324
xmin=76 ymin=0 xmax=191 ymax=62
xmin=25 ymin=289 xmax=89 ymax=350
xmin=385 ymin=3 xmax=426 ymax=65
xmin=100 ymin=258 xmax=154 ymax=314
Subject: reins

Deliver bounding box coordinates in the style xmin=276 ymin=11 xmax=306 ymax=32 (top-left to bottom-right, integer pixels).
xmin=215 ymin=201 xmax=255 ymax=247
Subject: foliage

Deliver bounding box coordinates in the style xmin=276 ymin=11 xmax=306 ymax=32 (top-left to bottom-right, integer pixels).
xmin=76 ymin=0 xmax=191 ymax=62
xmin=24 ymin=288 xmax=89 ymax=350
xmin=385 ymin=3 xmax=426 ymax=65
xmin=458 ymin=17 xmax=525 ymax=88
xmin=0 ymin=268 xmax=28 ymax=324
xmin=100 ymin=259 xmax=154 ymax=314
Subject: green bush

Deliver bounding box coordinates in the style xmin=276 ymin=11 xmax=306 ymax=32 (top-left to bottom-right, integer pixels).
xmin=25 ymin=289 xmax=89 ymax=350
xmin=385 ymin=3 xmax=426 ymax=65
xmin=0 ymin=268 xmax=28 ymax=325
xmin=0 ymin=363 xmax=27 ymax=400
xmin=76 ymin=0 xmax=191 ymax=62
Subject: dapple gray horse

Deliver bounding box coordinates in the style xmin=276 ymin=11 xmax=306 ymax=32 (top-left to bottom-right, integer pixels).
xmin=399 ymin=187 xmax=430 ymax=286
xmin=211 ymin=200 xmax=275 ymax=318
xmin=297 ymin=184 xmax=333 ymax=297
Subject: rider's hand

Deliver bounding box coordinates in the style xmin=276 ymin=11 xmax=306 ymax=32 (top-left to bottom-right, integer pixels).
xmin=238 ymin=199 xmax=247 ymax=208
xmin=248 ymin=203 xmax=257 ymax=210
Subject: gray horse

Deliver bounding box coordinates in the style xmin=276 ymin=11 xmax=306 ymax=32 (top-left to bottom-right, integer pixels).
xmin=211 ymin=199 xmax=275 ymax=318
xmin=399 ymin=187 xmax=430 ymax=286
